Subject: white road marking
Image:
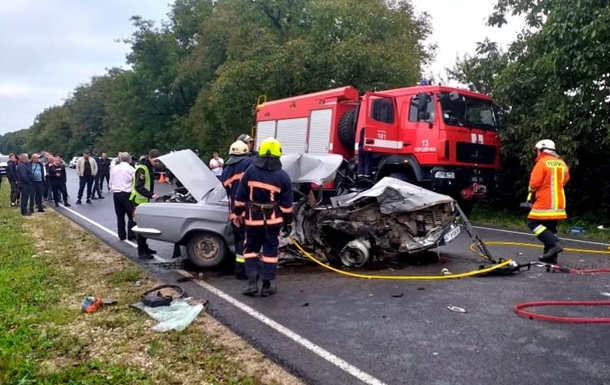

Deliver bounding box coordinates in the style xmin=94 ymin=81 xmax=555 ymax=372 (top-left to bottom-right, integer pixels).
xmin=473 ymin=226 xmax=610 ymax=247
xmin=56 ymin=205 xmax=389 ymax=385
xmin=58 ymin=206 xmax=171 ymax=262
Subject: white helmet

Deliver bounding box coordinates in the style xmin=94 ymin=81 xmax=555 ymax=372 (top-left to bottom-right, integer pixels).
xmin=534 ymin=139 xmax=556 ymax=151
xmin=228 ymin=140 xmax=249 ymax=155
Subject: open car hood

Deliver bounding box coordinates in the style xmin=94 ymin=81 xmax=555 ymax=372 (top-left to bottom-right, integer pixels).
xmin=156 ymin=150 xmax=220 ymax=202
xmin=280 ymin=154 xmax=343 ymax=185
xmin=157 ymin=151 xmax=343 ymax=202
xmin=331 ymin=177 xmax=455 ymax=214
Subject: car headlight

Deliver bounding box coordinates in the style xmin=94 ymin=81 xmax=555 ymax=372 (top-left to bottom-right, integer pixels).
xmin=434 ymin=170 xmax=455 ymax=179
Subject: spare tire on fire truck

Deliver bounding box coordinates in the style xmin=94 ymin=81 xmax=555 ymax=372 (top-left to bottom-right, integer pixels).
xmin=338 ymin=108 xmax=357 ymax=150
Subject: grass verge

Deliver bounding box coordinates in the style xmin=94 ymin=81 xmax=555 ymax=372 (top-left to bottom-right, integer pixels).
xmin=470 ymin=203 xmax=610 ymax=243
xmin=0 ymin=189 xmax=302 ymax=385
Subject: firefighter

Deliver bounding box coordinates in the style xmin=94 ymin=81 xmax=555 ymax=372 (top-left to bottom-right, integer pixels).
xmin=221 ymin=141 xmax=254 ymax=280
xmin=527 ymin=139 xmax=570 ymax=264
xmin=233 ymin=137 xmax=293 ymax=297
xmin=130 ymin=149 xmax=162 ymax=259
xmin=237 ymin=134 xmax=259 ymax=157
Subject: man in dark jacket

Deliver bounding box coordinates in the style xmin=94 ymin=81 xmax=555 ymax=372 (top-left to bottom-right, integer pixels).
xmin=91 ymin=149 xmax=104 ymax=200
xmin=49 ymin=155 xmax=70 ymax=207
xmin=6 ymin=153 xmax=19 ymax=207
xmin=221 ymin=141 xmax=254 ymax=280
xmin=99 ymin=152 xmax=111 ymax=192
xmin=16 ymin=153 xmax=33 ymax=216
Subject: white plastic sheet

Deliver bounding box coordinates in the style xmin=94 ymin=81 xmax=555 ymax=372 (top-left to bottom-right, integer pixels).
xmin=131 ymin=299 xmax=205 ymax=332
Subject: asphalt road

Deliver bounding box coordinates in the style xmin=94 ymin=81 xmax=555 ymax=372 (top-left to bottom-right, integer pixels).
xmin=57 ymin=168 xmax=610 ymax=385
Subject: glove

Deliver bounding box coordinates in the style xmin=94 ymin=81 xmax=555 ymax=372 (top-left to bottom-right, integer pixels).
xmin=282 ymin=223 xmax=293 ymax=238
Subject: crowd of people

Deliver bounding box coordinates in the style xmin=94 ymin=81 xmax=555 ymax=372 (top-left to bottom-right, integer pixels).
xmin=2 ymin=149 xmax=113 ymax=215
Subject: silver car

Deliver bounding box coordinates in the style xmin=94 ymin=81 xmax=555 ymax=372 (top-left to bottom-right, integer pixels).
xmin=133 ymin=150 xmax=460 ymax=269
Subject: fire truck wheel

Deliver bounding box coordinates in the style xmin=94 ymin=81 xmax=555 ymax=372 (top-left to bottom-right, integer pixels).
xmin=388 ymin=172 xmax=413 ymax=183
xmin=338 ymin=109 xmax=357 ymax=149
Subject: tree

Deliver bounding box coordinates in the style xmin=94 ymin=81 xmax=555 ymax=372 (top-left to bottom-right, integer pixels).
xmin=451 ymin=0 xmax=610 ymax=218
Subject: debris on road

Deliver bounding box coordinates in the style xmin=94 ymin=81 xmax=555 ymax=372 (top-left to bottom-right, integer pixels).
xmin=131 ymin=298 xmax=209 ymax=332
xmin=81 ymin=296 xmax=118 ymax=313
xmin=447 ymin=305 xmax=467 ymax=313
xmin=391 ymin=293 xmax=404 ymax=298
xmin=302 ymin=302 xmax=310 ymax=307
xmin=441 ymin=268 xmax=452 ymax=275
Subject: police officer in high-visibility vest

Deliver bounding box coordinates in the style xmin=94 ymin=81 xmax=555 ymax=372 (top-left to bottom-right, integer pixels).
xmin=526 ymin=139 xmax=570 ymax=264
xmin=233 ymin=137 xmax=293 ymax=297
xmin=221 ymin=141 xmax=254 ymax=280
xmin=130 ymin=149 xmax=162 ymax=259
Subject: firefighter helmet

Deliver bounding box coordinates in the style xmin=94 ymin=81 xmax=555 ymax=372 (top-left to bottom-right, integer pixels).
xmin=534 ymin=139 xmax=556 ymax=151
xmin=238 ymin=134 xmax=254 ymax=143
xmin=259 ymin=137 xmax=282 ymax=157
xmin=229 ymin=140 xmax=249 ymax=155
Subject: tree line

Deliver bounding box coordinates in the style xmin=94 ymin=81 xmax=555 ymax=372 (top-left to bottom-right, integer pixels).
xmin=0 ymin=0 xmax=432 ymax=159
xmin=1 ymin=0 xmax=609 ymax=220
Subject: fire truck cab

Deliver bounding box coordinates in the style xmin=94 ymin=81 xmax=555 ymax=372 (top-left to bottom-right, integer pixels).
xmin=254 ymin=84 xmax=501 ymax=209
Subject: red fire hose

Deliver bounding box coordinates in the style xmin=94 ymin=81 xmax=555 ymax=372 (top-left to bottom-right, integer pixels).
xmin=514 ymin=301 xmax=610 ymax=323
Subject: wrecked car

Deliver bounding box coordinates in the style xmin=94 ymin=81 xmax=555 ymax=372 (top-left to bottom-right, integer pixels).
xmin=132 ymin=150 xmax=460 ymax=269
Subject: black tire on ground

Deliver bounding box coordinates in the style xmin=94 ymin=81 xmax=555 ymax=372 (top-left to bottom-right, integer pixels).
xmin=186 ymin=231 xmax=227 ymax=269
xmin=338 ymin=109 xmax=357 ymax=150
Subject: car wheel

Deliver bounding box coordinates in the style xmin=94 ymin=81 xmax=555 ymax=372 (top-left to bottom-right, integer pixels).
xmin=186 ymin=232 xmax=227 ymax=269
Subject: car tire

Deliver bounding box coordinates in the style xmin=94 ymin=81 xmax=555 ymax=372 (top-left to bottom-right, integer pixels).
xmin=186 ymin=232 xmax=227 ymax=269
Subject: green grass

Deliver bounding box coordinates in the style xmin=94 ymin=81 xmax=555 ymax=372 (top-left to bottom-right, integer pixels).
xmin=470 ymin=203 xmax=610 ymax=243
xmin=0 ymin=187 xmax=296 ymax=385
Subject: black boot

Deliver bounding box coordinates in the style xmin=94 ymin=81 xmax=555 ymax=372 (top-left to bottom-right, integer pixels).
xmin=536 ymin=229 xmax=562 ymax=262
xmin=261 ymin=280 xmax=277 ymax=297
xmin=242 ymin=274 xmax=259 ymax=296
xmin=235 ymin=262 xmax=247 ymax=280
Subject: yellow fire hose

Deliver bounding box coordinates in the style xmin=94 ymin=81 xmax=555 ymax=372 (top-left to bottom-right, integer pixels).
xmin=289 ymin=237 xmax=610 ymax=281
xmin=289 ymin=236 xmax=514 ymax=280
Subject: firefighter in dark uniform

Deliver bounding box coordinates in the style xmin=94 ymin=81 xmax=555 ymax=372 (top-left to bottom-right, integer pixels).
xmin=233 ymin=137 xmax=293 ymax=297
xmin=130 ymin=149 xmax=161 ymax=259
xmin=237 ymin=134 xmax=259 ymax=157
xmin=221 ymin=141 xmax=254 ymax=280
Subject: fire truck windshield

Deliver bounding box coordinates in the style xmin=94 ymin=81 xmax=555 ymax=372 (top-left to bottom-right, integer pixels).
xmin=439 ymin=93 xmax=498 ymax=131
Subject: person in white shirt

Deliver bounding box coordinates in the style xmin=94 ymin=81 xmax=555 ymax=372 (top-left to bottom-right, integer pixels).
xmin=209 ymin=152 xmax=224 ymax=179
xmin=109 ymin=152 xmax=136 ymax=241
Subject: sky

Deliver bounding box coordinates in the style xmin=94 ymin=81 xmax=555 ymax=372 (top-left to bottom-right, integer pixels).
xmin=0 ymin=0 xmax=523 ymax=135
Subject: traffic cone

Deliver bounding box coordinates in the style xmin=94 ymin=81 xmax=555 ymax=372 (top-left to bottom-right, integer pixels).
xmin=159 ymin=173 xmax=167 ymax=184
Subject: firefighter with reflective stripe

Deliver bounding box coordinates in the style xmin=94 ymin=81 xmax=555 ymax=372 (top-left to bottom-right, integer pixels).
xmin=130 ymin=149 xmax=162 ymax=260
xmin=526 ymin=139 xmax=570 ymax=264
xmin=233 ymin=137 xmax=293 ymax=297
xmin=221 ymin=141 xmax=254 ymax=280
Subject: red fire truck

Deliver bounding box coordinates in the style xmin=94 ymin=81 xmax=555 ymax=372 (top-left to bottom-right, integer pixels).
xmin=254 ymin=84 xmax=502 ymax=210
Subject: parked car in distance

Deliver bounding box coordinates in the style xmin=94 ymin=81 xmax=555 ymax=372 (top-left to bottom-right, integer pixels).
xmin=0 ymin=154 xmax=8 ymax=176
xmin=69 ymin=156 xmax=80 ymax=168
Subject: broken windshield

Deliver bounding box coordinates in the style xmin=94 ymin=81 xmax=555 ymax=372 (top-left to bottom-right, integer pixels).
xmin=439 ymin=93 xmax=498 ymax=131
